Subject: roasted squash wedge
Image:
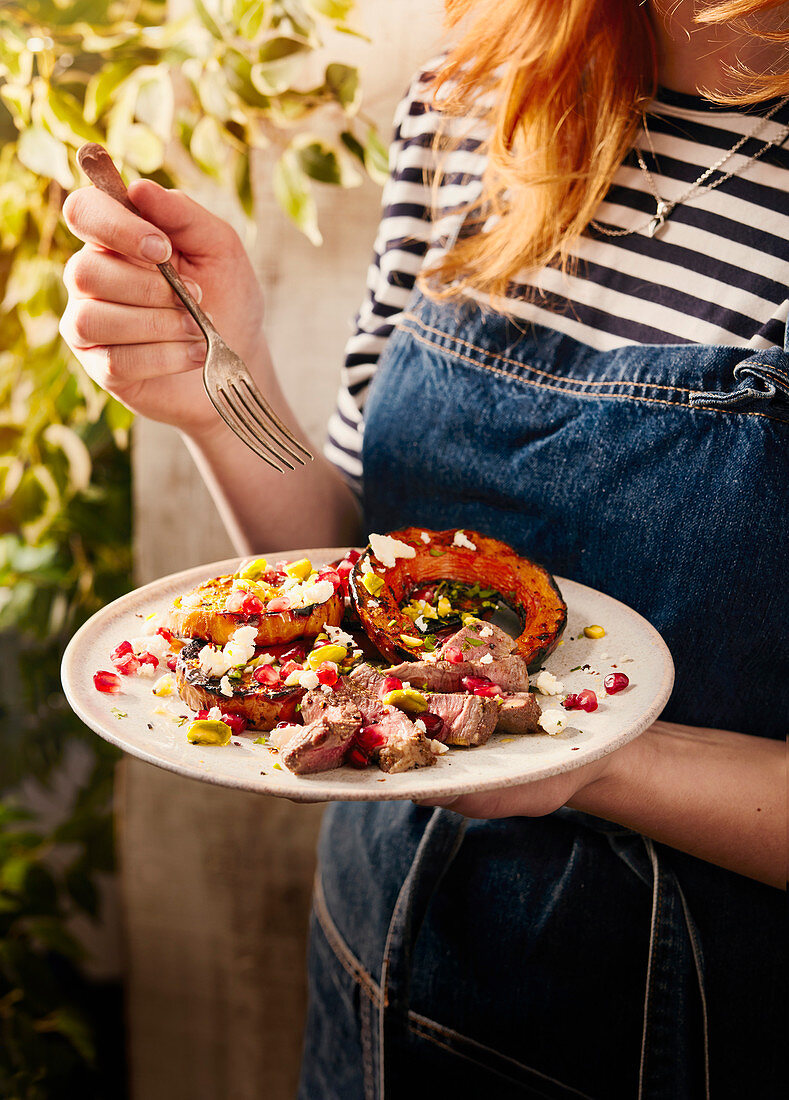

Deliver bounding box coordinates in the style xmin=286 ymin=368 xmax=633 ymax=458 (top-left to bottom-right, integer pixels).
xmin=349 ymin=528 xmax=566 ymax=668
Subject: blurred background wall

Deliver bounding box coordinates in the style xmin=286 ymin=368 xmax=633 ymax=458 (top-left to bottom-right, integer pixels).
xmin=125 ymin=3 xmax=443 ymax=1097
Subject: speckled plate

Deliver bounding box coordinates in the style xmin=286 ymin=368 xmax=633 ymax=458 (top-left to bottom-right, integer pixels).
xmin=61 ymin=548 xmax=674 ymax=802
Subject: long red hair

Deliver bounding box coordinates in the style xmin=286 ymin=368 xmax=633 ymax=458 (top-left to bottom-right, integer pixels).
xmin=421 ymin=0 xmax=789 ymax=301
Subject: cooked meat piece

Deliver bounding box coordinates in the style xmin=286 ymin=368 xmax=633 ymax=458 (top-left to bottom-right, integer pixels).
xmin=348 ymin=662 xmax=387 ymax=695
xmin=424 ymin=693 xmax=499 ymax=746
xmin=437 ymin=620 xmax=517 ymax=663
xmin=496 ymin=692 xmax=542 ymax=735
xmin=385 ymin=654 xmax=531 ymax=693
xmin=300 ymin=686 xmax=364 ymax=726
xmin=375 ymin=709 xmax=436 ymax=773
xmin=281 ymin=702 xmax=362 ymax=774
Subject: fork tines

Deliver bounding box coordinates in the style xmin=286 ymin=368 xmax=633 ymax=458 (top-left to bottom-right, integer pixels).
xmin=212 ymin=381 xmax=313 ymax=473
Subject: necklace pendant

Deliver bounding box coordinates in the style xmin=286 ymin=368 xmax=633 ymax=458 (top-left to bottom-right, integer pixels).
xmin=647 ymin=200 xmax=673 ymax=238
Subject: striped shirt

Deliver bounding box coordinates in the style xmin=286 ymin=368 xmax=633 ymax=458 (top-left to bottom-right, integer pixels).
xmin=325 ymin=69 xmax=789 ymax=489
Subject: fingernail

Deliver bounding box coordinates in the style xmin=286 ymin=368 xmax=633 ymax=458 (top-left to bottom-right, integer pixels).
xmin=183 ymin=314 xmax=202 ymax=337
xmin=141 ymin=234 xmax=171 ymax=263
xmin=184 ymin=279 xmax=203 ymax=302
xmin=188 ymin=341 xmax=206 ymax=363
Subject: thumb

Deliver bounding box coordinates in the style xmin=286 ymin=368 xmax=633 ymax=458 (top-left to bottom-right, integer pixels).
xmin=127 ymin=179 xmax=239 ymax=261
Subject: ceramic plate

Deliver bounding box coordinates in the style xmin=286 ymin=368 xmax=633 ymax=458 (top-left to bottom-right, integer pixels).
xmin=61 ymin=548 xmax=674 ymax=802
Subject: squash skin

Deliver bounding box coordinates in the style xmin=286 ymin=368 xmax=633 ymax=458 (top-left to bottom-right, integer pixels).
xmin=166 ymin=573 xmax=344 ymax=646
xmin=349 ymin=528 xmax=566 ymax=669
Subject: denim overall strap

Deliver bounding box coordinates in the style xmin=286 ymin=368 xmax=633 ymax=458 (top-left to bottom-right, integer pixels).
xmin=378 ymin=808 xmax=467 ymax=1098
xmin=603 ymin=833 xmax=710 ymax=1100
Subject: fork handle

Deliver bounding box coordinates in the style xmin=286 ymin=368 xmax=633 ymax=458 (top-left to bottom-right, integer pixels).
xmin=76 ymin=143 xmax=216 ymax=341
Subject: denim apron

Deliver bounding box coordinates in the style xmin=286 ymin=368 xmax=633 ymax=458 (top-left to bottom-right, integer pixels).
xmin=299 ymin=290 xmax=788 ymax=1100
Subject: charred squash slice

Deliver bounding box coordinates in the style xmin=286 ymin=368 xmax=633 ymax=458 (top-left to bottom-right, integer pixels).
xmin=349 ymin=528 xmax=566 ymax=669
xmin=166 ymin=571 xmax=344 ymax=647
xmin=175 ymin=639 xmax=303 ymax=730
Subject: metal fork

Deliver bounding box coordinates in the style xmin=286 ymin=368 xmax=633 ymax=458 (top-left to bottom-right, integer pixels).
xmin=76 ymin=143 xmax=313 ymax=472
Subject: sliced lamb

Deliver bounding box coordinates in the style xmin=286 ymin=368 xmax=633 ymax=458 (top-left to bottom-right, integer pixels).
xmin=300 ymin=687 xmax=362 ymax=726
xmin=385 ymin=654 xmax=531 ymax=694
xmin=374 ymin=709 xmax=436 ymax=773
xmin=496 ymin=692 xmax=542 ymax=735
xmin=281 ymin=702 xmax=362 ymax=774
xmin=348 ymin=662 xmax=387 ymax=696
xmin=437 ymin=620 xmax=517 ymax=663
xmin=423 ymin=692 xmax=499 ymax=746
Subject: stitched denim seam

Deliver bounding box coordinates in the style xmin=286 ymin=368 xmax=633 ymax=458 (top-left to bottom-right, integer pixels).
xmin=407 ymin=1014 xmax=596 ymax=1100
xmin=403 ymin=311 xmax=698 ymax=395
xmin=638 ymin=838 xmax=661 ymax=1100
xmin=313 ymin=873 xmax=382 ymax=1008
xmin=401 ymin=317 xmax=789 ymax=424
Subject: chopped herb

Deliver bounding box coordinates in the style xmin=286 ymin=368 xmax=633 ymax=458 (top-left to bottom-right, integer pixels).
xmin=428 ymin=547 xmax=445 ymax=556
xmin=569 ymin=665 xmax=583 ymax=672
xmin=253 ymin=735 xmax=268 ymax=745
xmin=422 ymin=635 xmax=437 ymax=652
xmin=272 ymin=762 xmax=282 ymax=771
xmin=464 ymin=636 xmax=484 ymax=647
xmin=111 ymin=707 xmax=127 ymax=719
xmin=176 ymin=716 xmax=189 ymax=727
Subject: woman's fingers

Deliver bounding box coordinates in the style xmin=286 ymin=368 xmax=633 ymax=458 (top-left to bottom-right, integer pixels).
xmin=70 ymin=339 xmax=206 ymax=394
xmin=61 ymin=296 xmax=205 ymax=351
xmin=63 ymin=186 xmax=173 ymax=264
xmin=63 ymin=247 xmax=203 ymax=309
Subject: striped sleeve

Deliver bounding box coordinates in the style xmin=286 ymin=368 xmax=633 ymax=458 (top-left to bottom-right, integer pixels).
xmin=324 ymin=70 xmax=444 ymax=492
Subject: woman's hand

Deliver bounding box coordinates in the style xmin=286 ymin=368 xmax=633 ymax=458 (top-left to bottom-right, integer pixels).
xmin=418 ymin=720 xmax=785 ymax=889
xmin=60 ymin=179 xmax=268 ymax=438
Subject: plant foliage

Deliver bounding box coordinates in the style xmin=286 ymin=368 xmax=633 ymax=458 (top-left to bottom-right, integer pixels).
xmin=0 ymin=1 xmax=380 ymax=1093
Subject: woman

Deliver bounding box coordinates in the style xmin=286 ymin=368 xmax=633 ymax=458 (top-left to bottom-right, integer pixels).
xmin=60 ymin=1 xmax=787 ymax=1096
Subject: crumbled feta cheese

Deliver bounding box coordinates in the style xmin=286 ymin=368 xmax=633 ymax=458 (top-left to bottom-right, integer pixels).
xmin=414 ymin=615 xmax=428 ymax=632
xmin=130 ymin=634 xmax=170 ymax=662
xmin=320 ymin=684 xmax=334 ymax=694
xmin=430 ymin=739 xmax=449 ymax=755
xmin=224 ymin=588 xmax=247 ymax=613
xmin=219 ymin=675 xmax=234 ymax=697
xmin=535 ymin=670 xmax=565 ymax=696
xmin=479 ymin=625 xmax=493 ymax=638
xmin=152 ymin=673 xmax=176 ymax=697
xmin=414 ymin=719 xmax=426 ymax=733
xmin=179 ymin=591 xmax=203 ymax=609
xmin=198 ymin=645 xmax=232 ymax=678
xmin=298 ymin=669 xmax=320 ymax=690
xmin=452 ymin=530 xmax=477 ymax=551
xmin=288 ymin=578 xmax=334 ymax=609
xmin=420 ymin=531 xmax=431 ymax=544
xmin=223 ymin=625 xmax=258 ymax=668
xmin=324 ymin=623 xmax=354 ymax=647
xmin=538 ymin=709 xmax=567 ymax=736
xmin=478 ymin=653 xmax=494 ymax=665
xmin=136 ymin=663 xmax=157 ymax=678
xmin=254 ymin=652 xmax=276 ymax=666
xmin=268 ymin=724 xmax=300 ymax=749
xmin=368 ymin=533 xmax=417 ymax=568
xmin=283 ymin=669 xmax=303 ymax=687
xmin=207 ymin=706 xmax=223 ymax=720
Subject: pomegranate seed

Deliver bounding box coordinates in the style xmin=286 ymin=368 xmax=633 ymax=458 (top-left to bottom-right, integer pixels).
xmin=138 ymin=652 xmax=159 ymax=668
xmin=461 ymin=675 xmax=502 ymax=697
xmin=343 ymin=549 xmax=362 ymax=564
xmin=241 ymin=593 xmax=263 ymax=616
xmin=346 ymin=746 xmax=369 ymax=769
xmin=356 ymin=725 xmax=386 ymax=752
xmin=253 ymin=664 xmax=281 ymax=686
xmin=604 ymin=673 xmax=630 ymax=695
xmin=156 ymin=627 xmax=174 ymax=643
xmin=562 ymin=693 xmax=581 ymax=710
xmin=94 ymin=670 xmax=122 ymax=694
xmin=111 ymin=639 xmax=133 ymax=659
xmin=197 ymin=710 xmax=210 ymax=719
xmin=577 ymin=689 xmax=598 ymax=712
xmin=112 ymin=652 xmax=140 ymax=675
xmin=280 ymin=659 xmax=302 ymax=679
xmin=418 ymin=712 xmax=445 ymax=738
xmin=444 ymin=647 xmax=464 ymax=664
xmin=382 ymin=675 xmax=403 ymax=694
xmin=221 ymin=713 xmax=248 ymax=735
xmin=263 ymin=570 xmax=288 ymax=586
xmin=266 ymin=596 xmax=291 ymax=613
xmin=279 ymin=643 xmax=306 ymax=664
xmin=166 ymin=654 xmax=178 ymax=671
xmin=318 ymin=569 xmax=342 ymax=591
xmin=316 ymin=662 xmax=339 ymax=687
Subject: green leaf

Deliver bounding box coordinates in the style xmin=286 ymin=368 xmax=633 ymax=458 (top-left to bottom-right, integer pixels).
xmin=193 ymin=0 xmax=226 ymax=39
xmin=324 ymin=62 xmax=360 ymax=113
xmin=83 ymin=59 xmax=138 ymax=123
xmin=235 ymin=149 xmax=254 ymax=217
xmin=306 ymin=0 xmax=355 ymax=21
xmin=16 ymin=128 xmax=73 ymax=189
xmin=117 ymin=123 xmax=164 ymax=173
xmin=272 ymin=149 xmax=322 ymax=245
xmin=363 ymin=126 xmax=388 ymax=185
xmin=189 ymin=115 xmax=226 ymax=178
xmin=293 ymin=134 xmax=361 ymax=188
xmin=34 ymin=1006 xmax=95 ymax=1062
xmin=0 ymin=82 xmax=32 ymax=126
xmin=44 ymin=87 xmax=103 ymax=147
xmin=233 ymin=0 xmax=270 ymax=40
xmin=340 ymin=128 xmax=365 ymax=163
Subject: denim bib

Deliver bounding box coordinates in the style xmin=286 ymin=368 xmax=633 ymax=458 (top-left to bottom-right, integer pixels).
xmin=300 ymin=292 xmax=788 ymax=1100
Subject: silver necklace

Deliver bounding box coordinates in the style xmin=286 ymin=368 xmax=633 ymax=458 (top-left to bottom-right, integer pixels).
xmin=592 ymin=95 xmax=789 ymax=239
